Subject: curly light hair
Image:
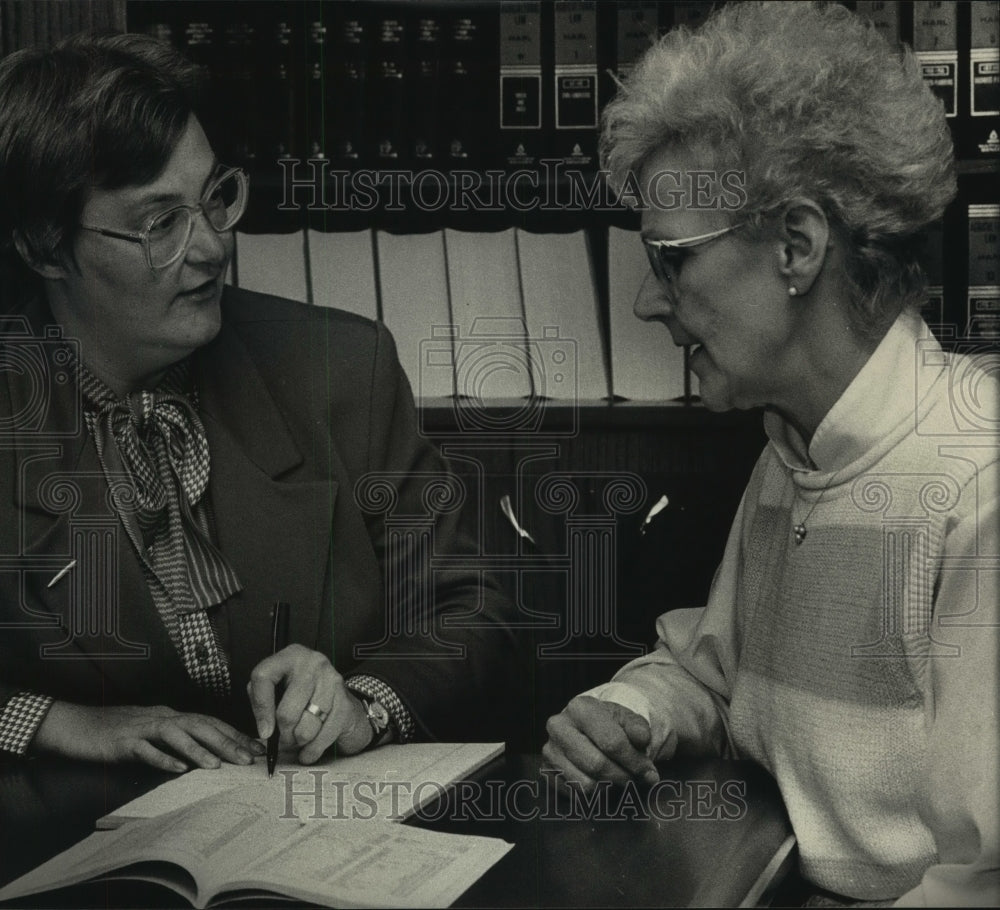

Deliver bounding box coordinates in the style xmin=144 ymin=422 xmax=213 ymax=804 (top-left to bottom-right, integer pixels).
xmin=601 ymin=1 xmax=956 ymax=338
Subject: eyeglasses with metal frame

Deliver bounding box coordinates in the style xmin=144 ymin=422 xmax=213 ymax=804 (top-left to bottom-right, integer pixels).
xmin=642 ymin=222 xmax=745 ymax=288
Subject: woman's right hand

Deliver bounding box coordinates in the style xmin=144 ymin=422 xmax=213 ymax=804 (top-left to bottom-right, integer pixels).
xmin=542 ymin=695 xmax=666 ymax=792
xmin=31 ymin=701 xmax=264 ymax=772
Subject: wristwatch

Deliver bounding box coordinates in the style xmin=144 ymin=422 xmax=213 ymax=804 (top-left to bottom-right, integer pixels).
xmin=354 ymin=693 xmax=393 ymax=748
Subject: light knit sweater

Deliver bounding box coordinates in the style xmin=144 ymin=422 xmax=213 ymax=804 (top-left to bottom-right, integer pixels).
xmin=589 ymin=310 xmax=999 ymax=905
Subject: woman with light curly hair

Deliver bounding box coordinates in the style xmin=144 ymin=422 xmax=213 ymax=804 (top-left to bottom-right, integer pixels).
xmin=545 ymin=2 xmax=998 ymax=905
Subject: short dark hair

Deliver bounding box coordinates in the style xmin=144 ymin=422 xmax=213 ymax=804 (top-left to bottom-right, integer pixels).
xmin=0 ymin=32 xmax=203 ymax=299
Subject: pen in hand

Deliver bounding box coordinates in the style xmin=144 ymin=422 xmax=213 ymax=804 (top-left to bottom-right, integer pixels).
xmin=267 ymin=601 xmax=291 ymax=779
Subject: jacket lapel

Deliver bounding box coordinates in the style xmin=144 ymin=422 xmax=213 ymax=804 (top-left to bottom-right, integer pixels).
xmin=195 ymin=321 xmax=337 ymax=693
xmin=7 ymin=300 xmax=189 ymax=700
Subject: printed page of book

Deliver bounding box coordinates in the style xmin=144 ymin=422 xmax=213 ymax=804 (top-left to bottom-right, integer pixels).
xmin=0 ymin=818 xmax=200 ymax=906
xmin=1 ymin=790 xmax=513 ymax=910
xmin=444 ymin=228 xmax=533 ymax=399
xmin=97 ymin=742 xmax=504 ymax=829
xmin=234 ymin=230 xmax=309 ymax=303
xmin=219 ymin=796 xmax=514 ymax=909
xmin=377 ymin=230 xmax=454 ymax=396
xmin=608 ymin=226 xmax=686 ymax=400
xmin=516 ymin=229 xmax=609 ymax=401
xmin=308 ymin=229 xmax=379 ymax=319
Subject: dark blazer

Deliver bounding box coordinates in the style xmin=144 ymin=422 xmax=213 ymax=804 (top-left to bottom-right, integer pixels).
xmin=0 ymin=287 xmax=528 ymax=743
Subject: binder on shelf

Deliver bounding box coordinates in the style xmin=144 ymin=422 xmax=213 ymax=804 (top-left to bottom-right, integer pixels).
xmin=441 ymin=6 xmax=493 ymax=169
xmin=328 ymin=5 xmax=367 ymax=168
xmin=217 ymin=15 xmax=257 ymax=167
xmin=854 ymin=1 xmax=903 ymax=51
xmin=377 ymin=231 xmax=454 ymax=396
xmin=176 ymin=3 xmax=220 ymax=143
xmin=552 ymin=1 xmax=600 ymax=169
xmin=234 ymin=231 xmax=309 ymax=304
xmin=965 ymin=2 xmax=999 ymax=159
xmin=308 ymin=229 xmax=378 ymax=320
xmin=126 ymin=1 xmax=177 ymax=45
xmin=966 ymin=203 xmax=1000 ymax=339
xmin=615 ymin=2 xmax=659 ymax=77
xmin=410 ymin=8 xmax=444 ymax=166
xmin=921 ymin=220 xmax=946 ymax=328
xmin=604 ymin=2 xmax=658 ymax=151
xmin=443 ymin=228 xmax=533 ymax=399
xmin=499 ymin=1 xmax=544 ymax=170
xmin=668 ymin=1 xmax=714 ymax=32
xmin=913 ymin=0 xmax=958 ymax=145
xmin=516 ymin=229 xmax=609 ymax=400
xmin=302 ymin=14 xmax=329 ymax=162
xmin=254 ymin=11 xmax=297 ymax=166
xmin=608 ymin=227 xmax=686 ymax=401
xmin=371 ymin=8 xmax=407 ymax=166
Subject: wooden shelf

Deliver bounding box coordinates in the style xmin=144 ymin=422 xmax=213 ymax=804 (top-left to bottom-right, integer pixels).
xmin=417 ymin=397 xmax=765 ymax=434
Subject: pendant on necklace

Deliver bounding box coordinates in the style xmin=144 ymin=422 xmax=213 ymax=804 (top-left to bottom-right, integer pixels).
xmin=793 ymin=524 xmax=807 ymax=545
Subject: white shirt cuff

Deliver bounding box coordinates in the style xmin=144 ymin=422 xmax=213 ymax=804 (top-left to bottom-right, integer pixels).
xmin=581 ymin=682 xmax=653 ymax=726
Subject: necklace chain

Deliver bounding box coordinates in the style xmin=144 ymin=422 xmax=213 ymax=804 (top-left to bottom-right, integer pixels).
xmin=792 ymin=477 xmax=838 ymax=545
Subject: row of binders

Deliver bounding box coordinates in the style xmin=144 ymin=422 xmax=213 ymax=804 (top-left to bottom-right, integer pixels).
xmin=231 ymin=208 xmax=999 ymax=413
xmin=0 ymin=0 xmax=123 ymax=55
xmin=885 ymin=0 xmax=999 ymax=160
xmin=126 ymin=1 xmax=999 ymax=174
xmin=233 ymin=226 xmax=688 ymax=403
xmin=127 ymin=0 xmax=685 ymax=172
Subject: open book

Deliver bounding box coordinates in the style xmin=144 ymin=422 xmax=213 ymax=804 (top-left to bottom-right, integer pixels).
xmin=98 ymin=742 xmax=504 ymax=828
xmin=0 ymin=789 xmax=512 ymax=908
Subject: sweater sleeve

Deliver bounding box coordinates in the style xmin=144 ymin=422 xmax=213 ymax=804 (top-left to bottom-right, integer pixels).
xmin=585 ymin=490 xmax=749 ymax=761
xmin=894 ymin=460 xmax=1000 ymax=908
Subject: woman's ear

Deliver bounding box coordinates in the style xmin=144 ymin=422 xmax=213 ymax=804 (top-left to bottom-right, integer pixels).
xmin=776 ymin=199 xmax=830 ymax=297
xmin=12 ymin=231 xmax=69 ymax=280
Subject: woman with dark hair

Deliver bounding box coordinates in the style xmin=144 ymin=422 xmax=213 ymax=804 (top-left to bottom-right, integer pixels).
xmin=544 ymin=3 xmax=998 ymax=905
xmin=0 ymin=33 xmax=525 ymax=773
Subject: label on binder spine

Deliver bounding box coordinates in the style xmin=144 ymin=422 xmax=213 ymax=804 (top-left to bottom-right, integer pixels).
xmin=971 ymin=1 xmax=999 ymax=49
xmin=412 ymin=15 xmax=442 ymax=162
xmin=914 ymin=1 xmax=957 ymax=117
xmin=916 ymin=50 xmax=958 ymax=117
xmin=967 ymin=205 xmax=1000 ymax=339
xmin=615 ymin=3 xmax=658 ymax=77
xmin=968 ymin=3 xmax=999 ymax=157
xmin=854 ymin=1 xmax=901 ymax=50
xmin=971 ymin=49 xmax=1000 ymax=117
xmin=500 ymin=2 xmax=542 ymax=127
xmin=922 ymin=221 xmax=945 ymax=328
xmin=554 ymin=1 xmax=598 ymax=167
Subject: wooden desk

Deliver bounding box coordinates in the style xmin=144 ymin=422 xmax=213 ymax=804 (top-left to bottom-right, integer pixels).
xmin=0 ymin=753 xmax=793 ymax=908
xmin=418 ymin=754 xmax=794 ymax=908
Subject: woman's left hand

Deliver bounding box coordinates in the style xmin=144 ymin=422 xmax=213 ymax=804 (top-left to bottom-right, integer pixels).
xmin=247 ymin=644 xmax=373 ymax=763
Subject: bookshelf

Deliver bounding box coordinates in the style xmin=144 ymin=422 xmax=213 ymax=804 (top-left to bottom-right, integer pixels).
xmin=116 ymin=0 xmax=999 ymax=352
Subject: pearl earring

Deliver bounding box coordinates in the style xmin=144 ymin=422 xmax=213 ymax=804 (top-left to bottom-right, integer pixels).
xmin=788 ymin=286 xmax=798 ymax=297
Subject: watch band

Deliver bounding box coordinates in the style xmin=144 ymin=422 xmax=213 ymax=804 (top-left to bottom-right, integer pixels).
xmin=346 ymin=675 xmax=415 ymax=744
